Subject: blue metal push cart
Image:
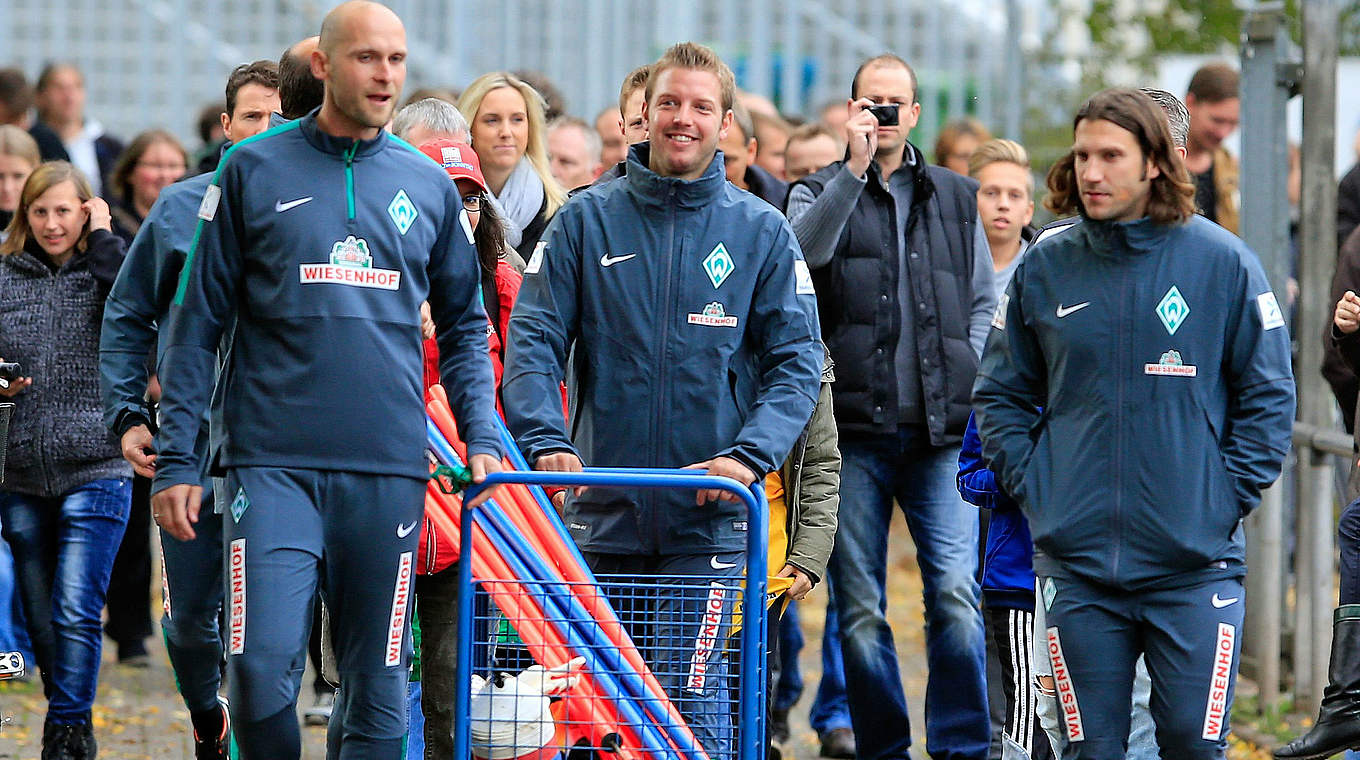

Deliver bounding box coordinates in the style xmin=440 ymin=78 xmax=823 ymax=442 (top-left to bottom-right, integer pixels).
xmin=452 ymin=467 xmax=770 ymax=760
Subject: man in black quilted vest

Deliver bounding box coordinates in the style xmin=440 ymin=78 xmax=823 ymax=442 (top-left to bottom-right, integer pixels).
xmin=785 ymin=53 xmax=995 ymax=760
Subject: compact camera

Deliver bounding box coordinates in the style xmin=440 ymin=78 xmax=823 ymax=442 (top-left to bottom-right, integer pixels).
xmin=867 ymin=104 xmax=900 ymax=126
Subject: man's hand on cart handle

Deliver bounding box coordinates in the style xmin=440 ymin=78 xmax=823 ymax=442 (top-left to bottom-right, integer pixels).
xmin=683 ymin=456 xmax=756 ymax=505
xmin=151 ymin=483 xmax=204 ymax=542
xmin=776 ymin=564 xmax=813 ymax=601
xmin=535 ymin=452 xmax=587 ymax=511
xmin=465 ymin=453 xmax=504 ymax=509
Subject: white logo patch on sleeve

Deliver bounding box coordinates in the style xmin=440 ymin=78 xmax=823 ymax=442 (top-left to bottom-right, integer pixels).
xmin=794 ymin=260 xmax=816 ymax=295
xmin=229 ymin=538 xmax=246 ymax=654
xmin=1257 ymin=292 xmax=1285 ymax=330
xmin=198 ymin=184 xmax=221 ymax=221
xmin=1201 ymin=623 xmax=1236 ymax=740
xmin=385 ymin=551 xmax=414 ymax=667
xmin=1047 ymin=627 xmax=1084 ymax=742
xmin=525 ymin=241 xmax=546 ymax=275
xmin=991 ymin=293 xmax=1009 ymax=330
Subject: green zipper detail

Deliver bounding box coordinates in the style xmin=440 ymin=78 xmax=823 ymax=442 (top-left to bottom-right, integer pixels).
xmin=345 ymin=142 xmax=358 ymax=221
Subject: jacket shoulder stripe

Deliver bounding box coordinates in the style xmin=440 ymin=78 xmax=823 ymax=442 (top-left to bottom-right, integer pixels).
xmin=173 ymin=120 xmax=304 ymax=306
xmin=385 ymin=132 xmax=425 ymax=156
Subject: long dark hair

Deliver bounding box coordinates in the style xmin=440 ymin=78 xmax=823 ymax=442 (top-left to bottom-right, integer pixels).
xmin=474 ymin=196 xmax=507 ymax=274
xmin=1044 ymin=88 xmax=1195 ymax=225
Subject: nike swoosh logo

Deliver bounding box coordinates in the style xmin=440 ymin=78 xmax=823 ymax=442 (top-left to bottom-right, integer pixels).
xmin=275 ymin=196 xmax=314 ymax=213
xmin=599 ymin=253 xmax=637 ymax=267
xmin=1211 ymin=593 xmax=1239 ymax=608
xmin=396 ymin=521 xmax=417 ymax=539
xmin=710 ymin=556 xmax=738 ymax=570
xmin=1056 ymin=302 xmax=1091 ymax=318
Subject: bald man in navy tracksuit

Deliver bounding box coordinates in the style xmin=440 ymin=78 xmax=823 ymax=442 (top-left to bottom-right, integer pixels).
xmin=150 ymin=5 xmax=501 ymax=757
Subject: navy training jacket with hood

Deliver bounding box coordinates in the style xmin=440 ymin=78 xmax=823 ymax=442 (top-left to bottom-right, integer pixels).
xmin=973 ymin=215 xmax=1295 ymax=590
xmin=152 ymin=112 xmax=501 ymax=493
xmin=502 ymin=143 xmax=823 ymax=555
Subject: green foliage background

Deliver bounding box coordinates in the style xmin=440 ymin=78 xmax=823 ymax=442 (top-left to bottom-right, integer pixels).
xmin=1022 ymin=1 xmax=1354 ymax=221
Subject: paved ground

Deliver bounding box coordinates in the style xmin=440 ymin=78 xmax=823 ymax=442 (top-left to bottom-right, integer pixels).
xmin=0 ymin=518 xmax=1270 ymax=759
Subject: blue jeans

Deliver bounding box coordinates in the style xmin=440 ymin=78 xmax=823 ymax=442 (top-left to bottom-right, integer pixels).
xmin=774 ymin=600 xmax=804 ymax=712
xmin=808 ymin=581 xmax=852 ymax=734
xmin=0 ymin=514 xmax=35 ymax=662
xmin=0 ymin=478 xmax=131 ymax=722
xmin=828 ymin=427 xmax=989 ymax=760
xmin=405 ymin=680 xmax=424 ymax=760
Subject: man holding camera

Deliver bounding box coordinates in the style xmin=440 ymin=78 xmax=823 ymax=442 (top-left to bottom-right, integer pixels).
xmin=785 ymin=53 xmax=995 ymax=760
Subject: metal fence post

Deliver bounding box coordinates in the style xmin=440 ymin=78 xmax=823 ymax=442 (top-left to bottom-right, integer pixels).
xmin=1238 ymin=4 xmax=1294 ymax=711
xmin=1296 ymin=0 xmax=1341 ymax=713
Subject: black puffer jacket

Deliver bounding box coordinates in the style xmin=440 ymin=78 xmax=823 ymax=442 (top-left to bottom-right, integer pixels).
xmin=795 ymin=144 xmax=982 ymax=443
xmin=0 ymin=231 xmax=130 ymax=497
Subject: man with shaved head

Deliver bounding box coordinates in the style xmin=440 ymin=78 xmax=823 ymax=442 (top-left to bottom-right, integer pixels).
xmin=151 ymin=3 xmax=502 ymax=757
xmin=278 ymin=36 xmax=324 ymax=120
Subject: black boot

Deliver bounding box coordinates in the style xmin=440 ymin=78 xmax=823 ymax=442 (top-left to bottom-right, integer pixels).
xmin=1276 ymin=605 xmax=1360 ymax=759
xmin=41 ymin=717 xmax=96 ymax=760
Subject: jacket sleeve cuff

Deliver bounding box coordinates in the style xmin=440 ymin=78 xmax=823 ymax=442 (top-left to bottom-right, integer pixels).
xmin=151 ymin=464 xmax=200 ymax=495
xmin=112 ymin=408 xmax=152 ymax=437
xmin=723 ymin=449 xmax=767 ymax=484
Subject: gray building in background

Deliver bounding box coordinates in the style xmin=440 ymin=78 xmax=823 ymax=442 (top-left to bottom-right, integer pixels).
xmin=2 ymin=0 xmax=1061 ymax=158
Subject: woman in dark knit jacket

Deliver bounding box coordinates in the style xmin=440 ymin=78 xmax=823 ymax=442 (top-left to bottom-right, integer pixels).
xmin=0 ymin=160 xmax=129 ymax=759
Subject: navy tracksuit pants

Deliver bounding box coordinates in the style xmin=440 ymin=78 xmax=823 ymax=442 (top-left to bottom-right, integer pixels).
xmin=159 ymin=484 xmax=226 ymax=714
xmin=1042 ymin=572 xmax=1244 ymax=760
xmin=221 ymin=466 xmax=425 ymax=760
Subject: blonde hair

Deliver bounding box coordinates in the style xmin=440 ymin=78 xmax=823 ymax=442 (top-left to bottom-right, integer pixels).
xmin=0 ymin=125 xmax=40 ymax=169
xmin=646 ymin=42 xmax=737 ymax=113
xmin=968 ymin=138 xmax=1033 ymax=197
xmin=458 ymin=72 xmax=566 ymax=218
xmin=1 ymin=161 xmax=94 ymax=256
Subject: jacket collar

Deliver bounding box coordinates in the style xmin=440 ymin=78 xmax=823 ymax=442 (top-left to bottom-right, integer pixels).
xmin=623 ymin=142 xmax=728 ymax=209
xmin=1079 ymin=215 xmax=1181 ymax=255
xmin=297 ymin=108 xmax=388 ymax=160
xmin=865 ymin=140 xmax=935 ymax=211
xmin=7 ymin=238 xmax=80 ymax=276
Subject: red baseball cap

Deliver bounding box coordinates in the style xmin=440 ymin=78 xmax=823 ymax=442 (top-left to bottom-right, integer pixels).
xmin=418 ymin=139 xmax=488 ymax=193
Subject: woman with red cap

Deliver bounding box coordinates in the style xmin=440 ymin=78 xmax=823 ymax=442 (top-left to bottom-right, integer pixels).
xmin=414 ymin=138 xmax=527 ymax=760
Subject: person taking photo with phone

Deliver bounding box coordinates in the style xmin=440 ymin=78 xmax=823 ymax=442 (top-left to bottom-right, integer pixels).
xmin=0 ymin=160 xmax=130 ymax=759
xmin=784 ymin=53 xmax=997 ymax=760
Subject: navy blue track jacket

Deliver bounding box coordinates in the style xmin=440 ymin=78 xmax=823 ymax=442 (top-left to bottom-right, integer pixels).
xmin=100 ymin=171 xmax=214 ymax=472
xmin=973 ymin=216 xmax=1295 ymax=590
xmin=502 ymin=144 xmax=823 ymax=555
xmin=152 ymin=113 xmax=501 ymax=492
